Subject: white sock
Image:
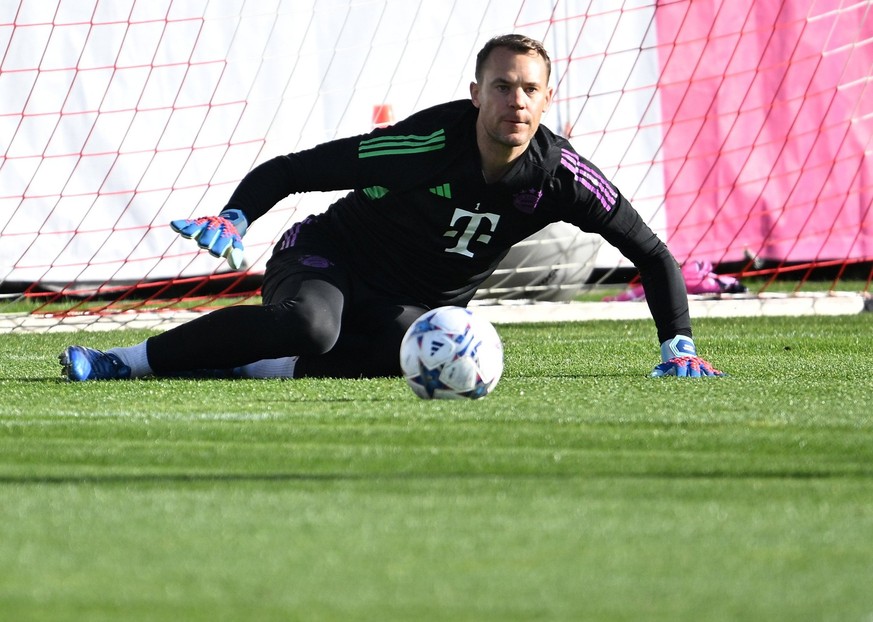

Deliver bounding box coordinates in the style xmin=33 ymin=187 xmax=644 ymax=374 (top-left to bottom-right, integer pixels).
xmin=238 ymin=357 xmax=298 ymax=379
xmin=108 ymin=342 xmax=152 ymax=378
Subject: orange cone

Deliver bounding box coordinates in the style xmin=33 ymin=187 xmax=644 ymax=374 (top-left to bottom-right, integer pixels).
xmin=372 ymin=104 xmax=394 ymax=128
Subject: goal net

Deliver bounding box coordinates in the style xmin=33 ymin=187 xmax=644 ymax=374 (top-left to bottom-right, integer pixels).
xmin=2 ymin=0 xmax=871 ymax=331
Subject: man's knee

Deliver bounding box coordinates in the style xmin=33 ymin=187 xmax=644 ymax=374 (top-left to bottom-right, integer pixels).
xmin=266 ymin=298 xmax=342 ymax=355
xmin=295 ymin=311 xmax=341 ymax=354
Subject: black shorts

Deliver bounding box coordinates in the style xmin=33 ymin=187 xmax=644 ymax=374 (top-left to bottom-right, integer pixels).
xmin=261 ymin=215 xmax=352 ymax=306
xmin=259 ymin=216 xmax=429 ymax=377
xmin=262 ymin=215 xmax=424 ymax=320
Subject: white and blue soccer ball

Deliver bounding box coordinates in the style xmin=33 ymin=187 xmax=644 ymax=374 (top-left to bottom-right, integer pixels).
xmin=400 ymin=306 xmax=504 ymax=400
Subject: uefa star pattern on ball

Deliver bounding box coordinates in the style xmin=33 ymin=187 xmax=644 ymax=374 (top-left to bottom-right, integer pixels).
xmin=399 ymin=306 xmax=504 ymax=400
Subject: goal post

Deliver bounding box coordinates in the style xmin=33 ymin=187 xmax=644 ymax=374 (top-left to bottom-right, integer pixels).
xmin=1 ymin=0 xmax=871 ymax=330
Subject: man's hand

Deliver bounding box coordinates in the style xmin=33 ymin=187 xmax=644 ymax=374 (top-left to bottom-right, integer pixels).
xmin=651 ymin=355 xmax=724 ymax=377
xmin=650 ymin=335 xmax=725 ymax=378
xmin=171 ymin=209 xmax=248 ymax=270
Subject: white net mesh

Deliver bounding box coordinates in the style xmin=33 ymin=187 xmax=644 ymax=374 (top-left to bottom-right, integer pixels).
xmin=1 ymin=0 xmax=871 ymax=330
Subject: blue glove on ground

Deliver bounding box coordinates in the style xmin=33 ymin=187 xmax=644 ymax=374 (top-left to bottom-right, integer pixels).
xmin=650 ymin=335 xmax=725 ymax=377
xmin=171 ymin=209 xmax=248 ymax=270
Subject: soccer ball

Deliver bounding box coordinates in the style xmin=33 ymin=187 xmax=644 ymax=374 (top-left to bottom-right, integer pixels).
xmin=399 ymin=306 xmax=504 ymax=400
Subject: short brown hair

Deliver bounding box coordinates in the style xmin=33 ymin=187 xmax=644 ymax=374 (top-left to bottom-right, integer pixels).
xmin=475 ymin=34 xmax=551 ymax=82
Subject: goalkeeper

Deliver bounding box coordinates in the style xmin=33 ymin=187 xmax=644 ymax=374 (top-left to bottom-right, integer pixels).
xmin=60 ymin=34 xmax=722 ymax=382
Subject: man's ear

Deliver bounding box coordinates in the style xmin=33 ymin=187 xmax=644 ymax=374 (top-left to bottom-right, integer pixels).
xmin=543 ymin=86 xmax=554 ymax=112
xmin=470 ymin=81 xmax=480 ymax=108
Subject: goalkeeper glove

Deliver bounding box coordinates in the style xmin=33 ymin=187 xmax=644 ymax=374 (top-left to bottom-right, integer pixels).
xmin=171 ymin=209 xmax=248 ymax=270
xmin=650 ymin=335 xmax=725 ymax=378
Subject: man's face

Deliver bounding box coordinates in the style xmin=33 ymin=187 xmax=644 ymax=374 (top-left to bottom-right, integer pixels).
xmin=470 ymin=47 xmax=553 ymax=155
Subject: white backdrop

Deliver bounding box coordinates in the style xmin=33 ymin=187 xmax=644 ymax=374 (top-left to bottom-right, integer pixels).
xmin=0 ymin=0 xmax=666 ymax=289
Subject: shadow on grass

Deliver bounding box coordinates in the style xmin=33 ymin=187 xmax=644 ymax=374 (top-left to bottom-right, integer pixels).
xmin=2 ymin=469 xmax=870 ymax=486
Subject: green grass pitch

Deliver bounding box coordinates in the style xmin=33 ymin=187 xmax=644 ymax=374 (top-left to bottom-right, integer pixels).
xmin=1 ymin=314 xmax=872 ymax=621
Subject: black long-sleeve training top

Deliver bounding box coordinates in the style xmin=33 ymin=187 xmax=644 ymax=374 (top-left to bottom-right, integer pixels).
xmin=225 ymin=99 xmax=691 ymax=343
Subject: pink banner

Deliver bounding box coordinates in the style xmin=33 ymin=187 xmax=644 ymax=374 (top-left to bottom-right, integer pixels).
xmin=656 ymin=1 xmax=873 ymax=264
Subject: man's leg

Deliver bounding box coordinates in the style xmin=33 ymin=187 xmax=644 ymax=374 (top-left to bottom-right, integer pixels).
xmin=61 ymin=213 xmax=358 ymax=381
xmin=146 ymin=279 xmax=345 ymax=375
xmin=60 ymin=278 xmax=346 ymax=380
xmin=293 ymin=302 xmax=428 ymax=378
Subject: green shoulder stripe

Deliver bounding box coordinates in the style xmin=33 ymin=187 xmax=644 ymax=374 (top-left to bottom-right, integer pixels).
xmin=362 ymin=185 xmax=390 ymax=200
xmin=358 ymin=129 xmax=446 ymax=158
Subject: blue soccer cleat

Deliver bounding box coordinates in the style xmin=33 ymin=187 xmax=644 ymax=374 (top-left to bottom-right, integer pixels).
xmin=59 ymin=346 xmax=132 ymax=381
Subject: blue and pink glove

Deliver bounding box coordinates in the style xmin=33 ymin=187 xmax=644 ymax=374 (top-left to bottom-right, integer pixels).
xmin=171 ymin=208 xmax=248 ymax=270
xmin=650 ymin=335 xmax=724 ymax=378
